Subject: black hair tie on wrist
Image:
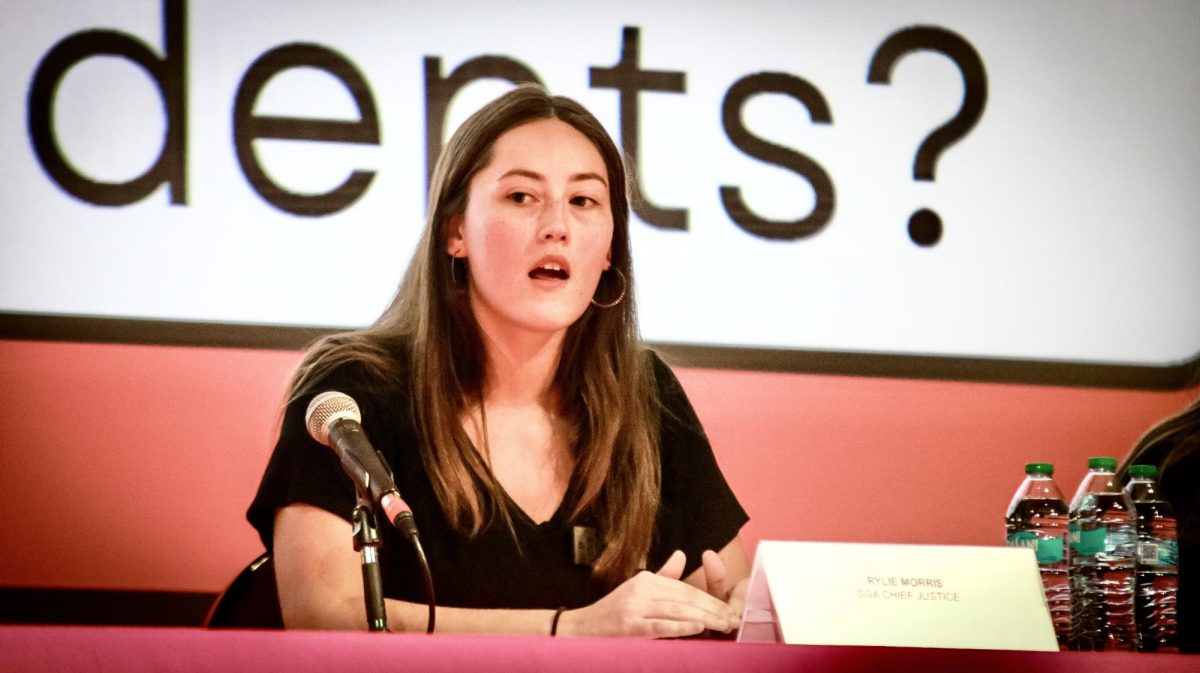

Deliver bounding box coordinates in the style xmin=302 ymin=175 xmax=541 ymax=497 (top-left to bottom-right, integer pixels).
xmin=551 ymin=607 xmax=567 ymax=636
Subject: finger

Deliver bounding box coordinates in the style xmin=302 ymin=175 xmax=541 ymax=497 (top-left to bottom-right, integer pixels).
xmin=647 ymin=598 xmax=736 ymax=633
xmin=643 ymin=619 xmax=706 ymax=639
xmin=726 ymin=577 xmax=749 ymax=617
xmin=701 ymin=549 xmax=727 ymax=600
xmin=638 ymin=575 xmax=741 ymax=625
xmin=678 ymin=581 xmax=740 ymax=621
xmin=640 ymin=558 xmax=741 ymax=623
xmin=655 ymin=550 xmax=686 ymax=580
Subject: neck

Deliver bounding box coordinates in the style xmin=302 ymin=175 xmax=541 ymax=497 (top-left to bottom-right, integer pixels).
xmin=476 ymin=324 xmax=565 ymax=408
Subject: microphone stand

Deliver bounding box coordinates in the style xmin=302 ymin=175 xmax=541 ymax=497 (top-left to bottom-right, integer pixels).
xmin=351 ymin=490 xmax=388 ymax=632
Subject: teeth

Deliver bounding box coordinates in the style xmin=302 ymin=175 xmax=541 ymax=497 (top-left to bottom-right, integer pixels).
xmin=540 ymin=262 xmax=562 ymax=271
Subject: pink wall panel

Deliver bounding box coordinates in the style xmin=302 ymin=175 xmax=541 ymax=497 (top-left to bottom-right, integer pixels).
xmin=0 ymin=339 xmax=1195 ymax=593
xmin=676 ymin=367 xmax=1197 ymax=555
xmin=0 ymin=340 xmax=301 ymax=592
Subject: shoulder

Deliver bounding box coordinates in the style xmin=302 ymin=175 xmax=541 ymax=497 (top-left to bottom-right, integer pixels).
xmin=641 ymin=349 xmax=699 ymax=423
xmin=642 ymin=348 xmax=683 ymax=395
xmin=639 ymin=349 xmax=715 ymax=456
xmin=282 ymin=338 xmax=418 ymax=468
xmin=297 ymin=335 xmax=412 ymax=401
xmin=1162 ymin=440 xmax=1200 ymax=512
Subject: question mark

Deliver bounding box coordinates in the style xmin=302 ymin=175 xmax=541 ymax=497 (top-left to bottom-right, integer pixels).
xmin=867 ymin=26 xmax=988 ymax=247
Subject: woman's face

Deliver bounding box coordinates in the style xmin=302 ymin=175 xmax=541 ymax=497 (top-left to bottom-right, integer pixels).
xmin=448 ymin=118 xmax=614 ymax=344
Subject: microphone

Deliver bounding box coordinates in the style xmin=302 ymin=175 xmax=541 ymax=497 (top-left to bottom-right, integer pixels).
xmin=305 ymin=391 xmax=418 ymax=538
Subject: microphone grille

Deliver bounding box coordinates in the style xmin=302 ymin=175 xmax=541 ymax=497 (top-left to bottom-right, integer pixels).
xmin=305 ymin=391 xmax=361 ymax=446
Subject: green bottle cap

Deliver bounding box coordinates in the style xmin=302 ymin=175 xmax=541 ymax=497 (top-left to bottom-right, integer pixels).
xmin=1024 ymin=462 xmax=1054 ymax=475
xmin=1128 ymin=464 xmax=1157 ymax=478
xmin=1087 ymin=456 xmax=1117 ymax=471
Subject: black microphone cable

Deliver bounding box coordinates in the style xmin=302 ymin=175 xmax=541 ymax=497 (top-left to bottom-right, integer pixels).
xmin=307 ymin=391 xmax=436 ymax=634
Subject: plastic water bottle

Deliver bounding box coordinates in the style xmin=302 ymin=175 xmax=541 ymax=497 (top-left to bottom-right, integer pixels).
xmin=1125 ymin=464 xmax=1179 ymax=652
xmin=1005 ymin=462 xmax=1070 ymax=647
xmin=1068 ymin=457 xmax=1136 ymax=651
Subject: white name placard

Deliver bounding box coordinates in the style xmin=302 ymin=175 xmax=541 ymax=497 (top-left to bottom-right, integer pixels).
xmin=737 ymin=540 xmax=1057 ymax=651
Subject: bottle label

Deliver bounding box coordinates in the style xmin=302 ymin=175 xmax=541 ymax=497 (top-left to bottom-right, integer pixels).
xmin=1007 ymin=531 xmax=1064 ymax=564
xmin=1105 ymin=528 xmax=1135 ymax=557
xmin=1068 ymin=524 xmax=1107 ymax=556
xmin=1137 ymin=539 xmax=1179 ymax=568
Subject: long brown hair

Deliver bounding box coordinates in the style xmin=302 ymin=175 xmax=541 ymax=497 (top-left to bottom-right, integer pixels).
xmin=289 ymin=84 xmax=660 ymax=585
xmin=1117 ymin=395 xmax=1200 ymax=484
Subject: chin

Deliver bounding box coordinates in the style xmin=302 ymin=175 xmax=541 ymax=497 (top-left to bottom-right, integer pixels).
xmin=522 ymin=304 xmax=591 ymax=334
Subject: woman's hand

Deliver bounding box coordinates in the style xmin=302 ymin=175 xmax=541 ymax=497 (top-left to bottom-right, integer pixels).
xmin=556 ymin=550 xmax=741 ymax=638
xmin=701 ymin=549 xmax=749 ymax=615
xmin=701 ymin=549 xmax=750 ymax=631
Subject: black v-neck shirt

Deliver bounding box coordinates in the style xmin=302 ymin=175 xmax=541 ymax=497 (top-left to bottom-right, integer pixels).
xmin=247 ymin=349 xmax=748 ymax=610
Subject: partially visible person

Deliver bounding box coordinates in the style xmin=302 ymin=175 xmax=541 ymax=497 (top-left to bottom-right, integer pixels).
xmin=1118 ymin=395 xmax=1200 ymax=653
xmin=248 ymin=84 xmax=749 ymax=637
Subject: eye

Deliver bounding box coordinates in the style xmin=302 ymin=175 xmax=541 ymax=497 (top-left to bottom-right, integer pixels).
xmin=508 ymin=191 xmax=533 ymax=204
xmin=569 ymin=195 xmax=598 ymax=207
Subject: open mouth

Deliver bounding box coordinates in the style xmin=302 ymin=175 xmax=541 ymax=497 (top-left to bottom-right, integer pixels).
xmin=529 ymin=261 xmax=569 ymax=281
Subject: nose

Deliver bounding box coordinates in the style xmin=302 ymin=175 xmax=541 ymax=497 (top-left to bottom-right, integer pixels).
xmin=538 ymin=199 xmax=569 ymax=243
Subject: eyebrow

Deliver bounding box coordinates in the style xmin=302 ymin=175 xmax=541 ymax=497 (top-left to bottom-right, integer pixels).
xmin=498 ymin=169 xmax=608 ymax=188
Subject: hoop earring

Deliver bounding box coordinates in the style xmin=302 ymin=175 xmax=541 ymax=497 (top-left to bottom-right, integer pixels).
xmin=590 ymin=268 xmax=626 ymax=309
xmin=449 ymin=255 xmax=466 ymax=286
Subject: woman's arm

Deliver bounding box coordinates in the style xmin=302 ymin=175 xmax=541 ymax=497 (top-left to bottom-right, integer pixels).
xmin=273 ymin=504 xmax=741 ymax=636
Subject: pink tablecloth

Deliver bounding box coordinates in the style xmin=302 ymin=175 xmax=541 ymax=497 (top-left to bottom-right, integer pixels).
xmin=0 ymin=625 xmax=1193 ymax=673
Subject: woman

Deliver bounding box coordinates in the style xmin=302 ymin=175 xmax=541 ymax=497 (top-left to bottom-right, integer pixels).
xmin=248 ymin=84 xmax=750 ymax=637
xmin=1118 ymin=396 xmax=1200 ymax=652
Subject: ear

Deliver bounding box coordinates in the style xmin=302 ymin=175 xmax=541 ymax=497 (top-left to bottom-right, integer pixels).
xmin=604 ymin=250 xmax=611 ymax=270
xmin=446 ymin=214 xmax=466 ymax=257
